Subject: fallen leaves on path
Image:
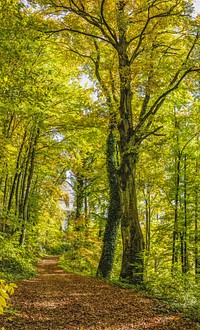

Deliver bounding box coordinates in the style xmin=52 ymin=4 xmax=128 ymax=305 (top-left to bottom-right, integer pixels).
xmin=0 ymin=256 xmax=199 ymax=329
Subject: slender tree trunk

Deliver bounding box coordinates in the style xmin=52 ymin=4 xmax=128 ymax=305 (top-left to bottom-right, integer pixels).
xmin=172 ymin=123 xmax=181 ymax=274
xmin=172 ymin=157 xmax=180 ymax=273
xmin=180 ymin=229 xmax=184 ymax=272
xmin=195 ymin=160 xmax=199 ymax=280
xmin=19 ymin=128 xmax=39 ymax=245
xmin=7 ymin=131 xmax=26 ymax=213
xmin=145 ymin=185 xmax=151 ymax=253
xmin=75 ymin=173 xmax=84 ymax=219
xmin=15 ymin=172 xmax=21 ymax=218
xmin=1 ymin=172 xmax=8 ymax=233
xmin=19 ymin=145 xmax=31 ymax=219
xmin=84 ymin=193 xmax=89 ymax=240
xmin=182 ymin=154 xmax=188 ymax=274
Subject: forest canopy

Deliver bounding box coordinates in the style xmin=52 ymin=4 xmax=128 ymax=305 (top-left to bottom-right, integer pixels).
xmin=0 ymin=0 xmax=200 ymax=319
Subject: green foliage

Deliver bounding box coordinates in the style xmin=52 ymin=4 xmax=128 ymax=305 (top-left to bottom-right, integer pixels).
xmin=59 ymin=239 xmax=101 ymax=277
xmin=0 ymin=1 xmax=199 ymax=323
xmin=145 ymin=270 xmax=200 ymax=321
xmin=0 ymin=241 xmax=36 ymax=280
xmin=43 ymin=242 xmax=68 ymax=255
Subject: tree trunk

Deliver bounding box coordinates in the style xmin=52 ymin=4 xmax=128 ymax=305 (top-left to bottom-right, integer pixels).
xmin=113 ymin=24 xmax=145 ymax=283
xmin=195 ymin=160 xmax=199 ymax=280
xmin=75 ymin=173 xmax=84 ymax=219
xmin=182 ymin=154 xmax=188 ymax=274
xmin=84 ymin=193 xmax=89 ymax=240
xmin=1 ymin=172 xmax=8 ymax=233
xmin=144 ymin=185 xmax=151 ymax=253
xmin=7 ymin=131 xmax=26 ymax=213
xmin=172 ymin=125 xmax=181 ymax=274
xmin=19 ymin=128 xmax=39 ymax=245
xmin=96 ymin=128 xmax=121 ymax=279
xmin=118 ymin=155 xmax=144 ymax=284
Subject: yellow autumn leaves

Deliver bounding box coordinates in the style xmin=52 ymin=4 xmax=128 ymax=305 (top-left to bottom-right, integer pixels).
xmin=0 ymin=280 xmax=17 ymax=315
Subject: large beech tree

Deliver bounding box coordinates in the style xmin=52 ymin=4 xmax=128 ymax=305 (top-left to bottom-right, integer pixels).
xmin=34 ymin=0 xmax=200 ymax=284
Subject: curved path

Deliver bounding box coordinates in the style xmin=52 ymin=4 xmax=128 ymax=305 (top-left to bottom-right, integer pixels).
xmin=0 ymin=256 xmax=199 ymax=329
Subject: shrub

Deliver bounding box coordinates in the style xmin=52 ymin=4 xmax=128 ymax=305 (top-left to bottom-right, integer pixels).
xmin=145 ymin=269 xmax=200 ymax=321
xmin=0 ymin=242 xmax=36 ymax=280
xmin=59 ymin=240 xmax=101 ymax=276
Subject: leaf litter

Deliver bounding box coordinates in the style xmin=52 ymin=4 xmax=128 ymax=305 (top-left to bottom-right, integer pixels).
xmin=0 ymin=256 xmax=199 ymax=330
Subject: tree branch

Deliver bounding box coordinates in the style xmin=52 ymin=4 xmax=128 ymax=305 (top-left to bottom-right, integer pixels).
xmin=100 ymin=0 xmax=118 ymax=44
xmin=140 ymin=126 xmax=164 ymax=140
xmin=169 ymin=32 xmax=199 ymax=87
xmin=43 ymin=27 xmax=113 ymax=45
xmin=129 ymin=1 xmax=186 ymax=64
xmin=180 ymin=132 xmax=200 ymax=157
xmin=93 ymin=41 xmax=111 ymax=102
xmin=129 ymin=7 xmax=151 ymax=64
xmin=139 ymin=92 xmax=151 ymax=120
xmin=43 ymin=0 xmax=118 ymax=48
xmin=134 ymin=66 xmax=200 ymax=135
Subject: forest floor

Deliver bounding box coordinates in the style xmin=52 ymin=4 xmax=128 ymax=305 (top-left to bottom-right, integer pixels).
xmin=0 ymin=256 xmax=200 ymax=330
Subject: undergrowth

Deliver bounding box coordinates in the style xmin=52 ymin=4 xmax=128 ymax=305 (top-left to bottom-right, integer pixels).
xmin=145 ymin=269 xmax=200 ymax=322
xmin=0 ymin=241 xmax=37 ymax=280
xmin=59 ymin=239 xmax=101 ymax=277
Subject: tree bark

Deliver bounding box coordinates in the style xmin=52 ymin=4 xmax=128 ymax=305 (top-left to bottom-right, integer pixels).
xmin=195 ymin=160 xmax=199 ymax=280
xmin=7 ymin=131 xmax=26 ymax=213
xmin=145 ymin=185 xmax=151 ymax=253
xmin=182 ymin=154 xmax=188 ymax=274
xmin=19 ymin=128 xmax=39 ymax=245
xmin=97 ymin=128 xmax=121 ymax=279
xmin=75 ymin=173 xmax=85 ymax=220
xmin=116 ymin=31 xmax=144 ymax=283
xmin=118 ymin=154 xmax=144 ymax=284
xmin=171 ymin=118 xmax=181 ymax=274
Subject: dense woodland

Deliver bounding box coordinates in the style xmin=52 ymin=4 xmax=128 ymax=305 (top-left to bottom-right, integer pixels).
xmin=0 ymin=0 xmax=200 ymax=320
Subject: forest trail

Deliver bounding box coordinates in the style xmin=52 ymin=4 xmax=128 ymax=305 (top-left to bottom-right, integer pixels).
xmin=0 ymin=256 xmax=199 ymax=330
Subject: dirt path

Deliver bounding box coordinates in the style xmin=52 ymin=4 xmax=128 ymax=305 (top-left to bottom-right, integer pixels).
xmin=0 ymin=256 xmax=199 ymax=330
